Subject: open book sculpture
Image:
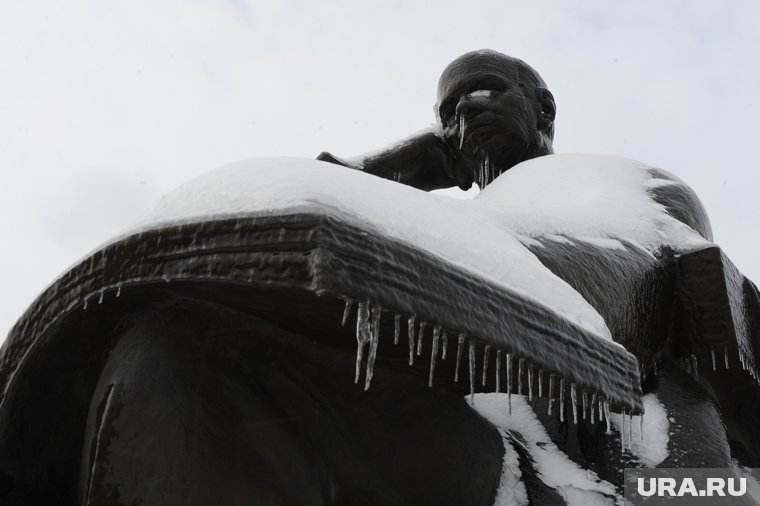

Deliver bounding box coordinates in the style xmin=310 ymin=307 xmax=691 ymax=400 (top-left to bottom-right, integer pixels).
xmin=0 ymin=50 xmax=758 ymax=505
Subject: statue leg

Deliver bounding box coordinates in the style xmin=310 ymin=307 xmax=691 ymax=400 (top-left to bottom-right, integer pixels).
xmin=80 ymin=303 xmax=504 ymax=505
xmin=80 ymin=310 xmax=333 ymax=506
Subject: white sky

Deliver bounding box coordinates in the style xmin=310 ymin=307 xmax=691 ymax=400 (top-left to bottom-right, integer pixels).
xmin=1 ymin=1 xmax=758 ymax=338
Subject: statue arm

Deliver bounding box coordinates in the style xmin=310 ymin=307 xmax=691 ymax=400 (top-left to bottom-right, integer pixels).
xmin=317 ymin=128 xmax=472 ymax=192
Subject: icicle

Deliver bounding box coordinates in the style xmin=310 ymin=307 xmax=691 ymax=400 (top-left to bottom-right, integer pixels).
xmin=691 ymin=354 xmax=698 ymax=379
xmin=527 ymin=364 xmax=534 ymax=401
xmin=548 ymin=375 xmax=555 ymax=415
xmin=364 ymin=304 xmax=382 ymax=391
xmin=428 ymin=327 xmax=440 ymax=388
xmin=83 ymin=297 xmax=88 ymax=310
xmin=342 ymin=298 xmax=353 ymax=326
xmin=98 ymin=290 xmax=104 ymax=304
xmin=506 ymin=353 xmax=513 ymax=415
xmin=354 ymin=301 xmax=371 ymax=384
xmin=711 ymin=348 xmax=717 ymax=371
xmin=484 ymin=155 xmax=490 ymax=187
xmin=468 ymin=341 xmax=476 ymax=405
xmin=582 ymin=389 xmax=588 ymax=421
xmin=116 ymin=284 xmax=122 ymax=297
xmin=454 ymin=334 xmax=465 ymax=382
xmin=441 ymin=332 xmax=448 ymax=360
xmin=621 ymin=410 xmax=626 ymax=452
xmin=629 ymin=413 xmax=634 ymax=449
xmin=653 ymin=360 xmax=658 ymax=376
xmin=571 ymin=384 xmax=578 ymax=424
xmin=408 ymin=316 xmax=416 ymax=366
xmin=393 ymin=171 xmax=401 ymax=182
xmin=482 ymin=345 xmax=491 ymax=386
xmin=495 ymin=350 xmax=502 ymax=392
xmin=724 ymin=347 xmax=730 ymax=369
xmin=628 ymin=410 xmax=633 ymax=450
xmin=518 ymin=358 xmax=524 ymax=395
xmin=459 ymin=115 xmax=466 ymax=149
xmin=538 ymin=369 xmax=544 ymax=398
xmin=559 ymin=378 xmax=565 ymax=422
xmin=417 ymin=322 xmax=426 ymax=356
xmin=598 ymin=397 xmax=604 ymax=423
xmin=604 ymin=402 xmax=611 ymax=434
xmin=394 ymin=314 xmax=401 ymax=345
xmin=590 ymin=393 xmax=597 ymax=424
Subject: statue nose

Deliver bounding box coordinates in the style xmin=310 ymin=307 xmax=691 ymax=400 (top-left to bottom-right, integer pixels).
xmin=455 ymin=96 xmax=486 ymax=121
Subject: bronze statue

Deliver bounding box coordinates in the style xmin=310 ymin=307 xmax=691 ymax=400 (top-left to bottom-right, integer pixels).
xmin=0 ymin=49 xmax=757 ymax=505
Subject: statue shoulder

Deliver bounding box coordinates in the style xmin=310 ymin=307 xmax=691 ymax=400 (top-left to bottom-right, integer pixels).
xmin=645 ymin=167 xmax=713 ymax=242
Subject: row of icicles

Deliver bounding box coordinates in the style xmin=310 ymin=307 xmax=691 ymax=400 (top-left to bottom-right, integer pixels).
xmin=78 ymin=282 xmax=758 ymax=389
xmin=671 ymin=346 xmax=760 ymax=386
xmin=649 ymin=345 xmax=759 ymax=383
xmin=343 ymin=297 xmax=619 ymax=430
xmin=342 ymin=297 xmax=758 ymax=451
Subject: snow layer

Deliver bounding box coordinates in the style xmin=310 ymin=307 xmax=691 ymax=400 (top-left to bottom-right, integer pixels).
xmin=493 ymin=429 xmax=528 ymax=506
xmin=473 ymin=393 xmax=620 ymax=506
xmin=478 ymin=153 xmax=711 ymax=253
xmin=124 ymin=157 xmax=612 ymax=341
xmin=122 ymin=154 xmax=714 ymax=344
xmin=610 ymin=393 xmax=669 ymax=467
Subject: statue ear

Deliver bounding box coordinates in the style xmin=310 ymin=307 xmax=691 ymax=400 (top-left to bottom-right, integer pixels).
xmin=537 ymin=88 xmax=556 ymax=129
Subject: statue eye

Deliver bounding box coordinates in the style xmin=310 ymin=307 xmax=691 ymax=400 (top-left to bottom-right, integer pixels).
xmin=439 ymin=99 xmax=457 ymax=123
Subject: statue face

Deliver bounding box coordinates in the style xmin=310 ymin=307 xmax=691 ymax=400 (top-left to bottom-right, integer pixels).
xmin=436 ymin=50 xmax=556 ymax=188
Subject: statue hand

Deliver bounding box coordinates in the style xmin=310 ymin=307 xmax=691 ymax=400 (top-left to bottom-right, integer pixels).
xmin=316 ymin=151 xmax=359 ymax=169
xmin=317 ymin=129 xmax=465 ymax=192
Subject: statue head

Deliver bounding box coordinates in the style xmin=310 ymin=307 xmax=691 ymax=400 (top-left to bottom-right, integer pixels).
xmin=436 ymin=49 xmax=556 ymax=188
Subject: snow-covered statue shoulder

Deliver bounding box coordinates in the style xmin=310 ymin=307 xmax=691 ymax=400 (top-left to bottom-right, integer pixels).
xmin=0 ymin=50 xmax=758 ymax=505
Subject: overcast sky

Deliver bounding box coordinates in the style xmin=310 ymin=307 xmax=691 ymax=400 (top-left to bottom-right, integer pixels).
xmin=1 ymin=1 xmax=758 ymax=338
